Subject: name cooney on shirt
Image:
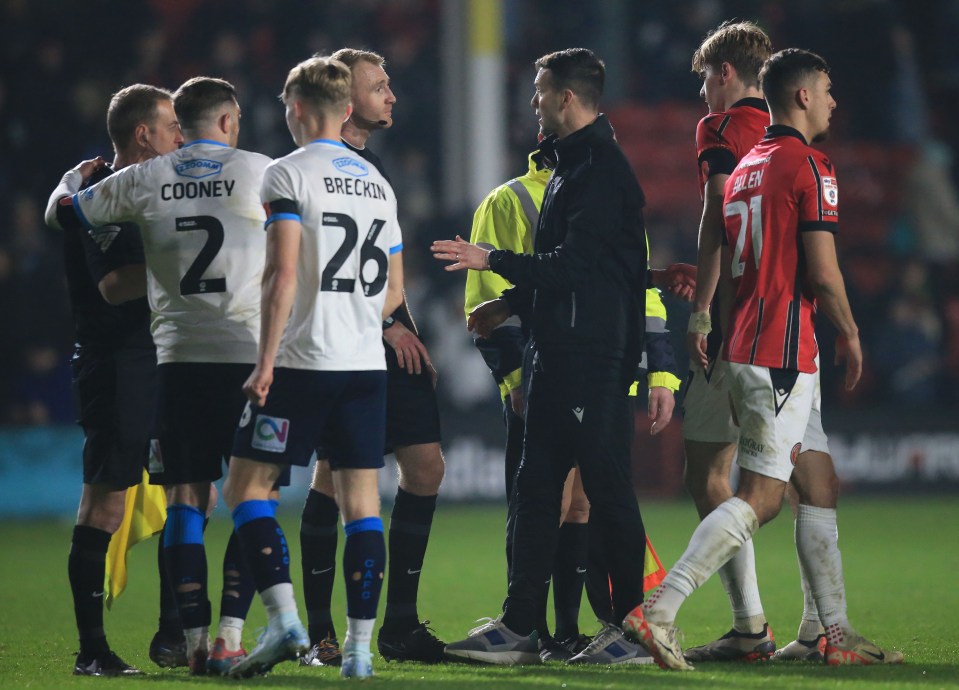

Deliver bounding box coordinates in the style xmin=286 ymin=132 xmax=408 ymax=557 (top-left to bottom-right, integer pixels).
xmin=161 ymin=180 xmax=237 ymax=200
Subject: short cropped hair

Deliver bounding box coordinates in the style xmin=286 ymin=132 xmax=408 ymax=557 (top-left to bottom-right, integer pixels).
xmin=283 ymin=55 xmax=352 ymax=111
xmin=691 ymin=20 xmax=772 ymax=90
xmin=173 ymin=77 xmax=238 ymax=131
xmin=534 ymin=48 xmax=605 ymax=109
xmin=760 ymin=48 xmax=830 ymax=113
xmin=106 ymin=84 xmax=173 ymax=149
xmin=330 ymin=48 xmax=385 ymax=69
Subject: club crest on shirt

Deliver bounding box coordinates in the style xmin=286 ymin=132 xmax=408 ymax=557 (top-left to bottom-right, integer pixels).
xmin=175 ymin=159 xmax=223 ymax=179
xmin=333 ymin=156 xmax=369 ymax=178
xmin=822 ymin=176 xmax=838 ymax=207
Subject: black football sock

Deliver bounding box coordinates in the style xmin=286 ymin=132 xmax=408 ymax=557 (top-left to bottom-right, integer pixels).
xmin=343 ymin=518 xmax=386 ymax=620
xmin=232 ymin=500 xmax=292 ymax=592
xmin=552 ymin=522 xmax=588 ymax=639
xmin=301 ymin=489 xmax=339 ymax=643
xmin=163 ymin=504 xmax=211 ymax=631
xmin=382 ymin=489 xmax=437 ymax=633
xmin=69 ymin=525 xmax=112 ymax=656
xmin=157 ymin=535 xmax=182 ymax=637
xmin=219 ymin=528 xmax=256 ymax=621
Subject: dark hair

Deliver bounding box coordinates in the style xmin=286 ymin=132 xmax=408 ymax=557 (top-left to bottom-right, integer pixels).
xmin=534 ymin=48 xmax=605 ymax=108
xmin=173 ymin=77 xmax=238 ymax=132
xmin=106 ymin=84 xmax=173 ymax=148
xmin=691 ymin=20 xmax=772 ymax=90
xmin=760 ymin=48 xmax=830 ymax=112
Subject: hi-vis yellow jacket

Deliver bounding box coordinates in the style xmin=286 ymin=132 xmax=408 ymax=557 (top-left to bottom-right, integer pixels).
xmin=465 ymin=148 xmax=681 ymax=399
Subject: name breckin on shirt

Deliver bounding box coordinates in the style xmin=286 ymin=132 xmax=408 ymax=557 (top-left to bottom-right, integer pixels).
xmin=161 ymin=179 xmax=236 ymax=200
xmin=324 ymin=176 xmax=386 ymax=200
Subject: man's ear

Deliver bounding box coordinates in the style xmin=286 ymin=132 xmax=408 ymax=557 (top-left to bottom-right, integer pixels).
xmin=217 ymin=111 xmax=231 ymax=134
xmin=795 ymin=86 xmax=809 ymax=110
xmin=134 ymin=122 xmax=150 ymax=148
xmin=561 ymin=88 xmax=575 ymax=110
xmin=720 ymin=61 xmax=734 ymax=84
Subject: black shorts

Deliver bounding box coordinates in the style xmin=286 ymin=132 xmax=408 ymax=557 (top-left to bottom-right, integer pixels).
xmin=234 ymin=368 xmax=387 ymax=471
xmin=384 ymin=358 xmax=442 ymax=452
xmin=315 ymin=352 xmax=442 ymax=459
xmin=152 ymin=362 xmax=252 ymax=486
xmin=72 ymin=346 xmax=157 ymax=488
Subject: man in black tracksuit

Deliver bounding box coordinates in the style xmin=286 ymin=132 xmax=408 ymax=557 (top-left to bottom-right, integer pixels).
xmin=436 ymin=48 xmax=651 ymax=663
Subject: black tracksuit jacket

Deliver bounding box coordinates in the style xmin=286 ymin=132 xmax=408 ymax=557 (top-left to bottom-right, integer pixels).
xmin=489 ymin=115 xmax=648 ymax=379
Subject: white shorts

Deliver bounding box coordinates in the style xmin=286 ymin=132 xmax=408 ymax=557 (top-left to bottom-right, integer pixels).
xmin=682 ymin=357 xmax=739 ymax=444
xmin=727 ymin=362 xmax=825 ymax=482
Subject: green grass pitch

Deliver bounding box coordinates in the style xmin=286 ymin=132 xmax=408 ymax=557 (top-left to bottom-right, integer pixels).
xmin=1 ymin=496 xmax=957 ymax=688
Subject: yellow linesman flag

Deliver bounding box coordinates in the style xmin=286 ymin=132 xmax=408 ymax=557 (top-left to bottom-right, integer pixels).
xmin=104 ymin=468 xmax=167 ymax=609
xmin=643 ymin=536 xmax=667 ymax=593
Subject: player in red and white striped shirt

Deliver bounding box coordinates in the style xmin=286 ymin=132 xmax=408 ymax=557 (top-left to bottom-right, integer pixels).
xmin=627 ymin=48 xmax=903 ymax=671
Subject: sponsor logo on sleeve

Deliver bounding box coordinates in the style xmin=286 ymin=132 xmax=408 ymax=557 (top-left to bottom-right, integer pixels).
xmin=89 ymin=225 xmax=121 ymax=252
xmin=251 ymin=414 xmax=290 ymax=453
xmin=333 ymin=156 xmax=369 ymax=177
xmin=175 ymin=159 xmax=223 ymax=179
xmin=822 ymin=176 xmax=838 ymax=207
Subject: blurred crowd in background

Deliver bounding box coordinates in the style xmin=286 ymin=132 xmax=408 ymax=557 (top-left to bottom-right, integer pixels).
xmin=2 ymin=0 xmax=958 ymax=426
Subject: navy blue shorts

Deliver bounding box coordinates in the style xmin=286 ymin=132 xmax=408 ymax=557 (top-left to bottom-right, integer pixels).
xmin=151 ymin=362 xmax=291 ymax=487
xmin=233 ymin=368 xmax=387 ymax=471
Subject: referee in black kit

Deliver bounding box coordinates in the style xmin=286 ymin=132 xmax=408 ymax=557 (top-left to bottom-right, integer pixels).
xmin=433 ymin=48 xmax=651 ymax=663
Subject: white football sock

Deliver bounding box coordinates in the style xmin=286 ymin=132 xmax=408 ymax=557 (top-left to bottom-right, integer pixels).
xmin=184 ymin=626 xmax=209 ymax=655
xmin=261 ymin=582 xmax=298 ymax=621
xmin=795 ymin=505 xmax=852 ymax=645
xmin=716 ymin=537 xmax=766 ymax=632
xmin=217 ymin=616 xmax=244 ymax=651
xmin=793 ymin=517 xmax=823 ymax=640
xmin=344 ymin=617 xmax=375 ymax=653
xmin=645 ymin=497 xmax=759 ymax=625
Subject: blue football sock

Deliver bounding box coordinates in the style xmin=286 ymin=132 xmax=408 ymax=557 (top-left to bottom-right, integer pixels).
xmin=343 ymin=517 xmax=385 ymax=620
xmin=163 ymin=504 xmax=210 ymax=630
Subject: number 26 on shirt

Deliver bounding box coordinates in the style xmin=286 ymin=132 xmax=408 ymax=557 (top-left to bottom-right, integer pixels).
xmin=725 ymin=194 xmax=763 ymax=279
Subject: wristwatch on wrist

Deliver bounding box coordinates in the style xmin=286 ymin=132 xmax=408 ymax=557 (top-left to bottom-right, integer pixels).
xmin=382 ymin=316 xmax=396 ymax=330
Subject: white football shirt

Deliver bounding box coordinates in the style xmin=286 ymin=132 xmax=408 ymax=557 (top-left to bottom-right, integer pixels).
xmin=261 ymin=139 xmax=402 ymax=371
xmin=73 ymin=140 xmax=271 ymax=364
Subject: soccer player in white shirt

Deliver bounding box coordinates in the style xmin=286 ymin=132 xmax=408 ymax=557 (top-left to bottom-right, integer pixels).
xmin=223 ymin=56 xmax=404 ymax=679
xmin=46 ymin=77 xmax=272 ymax=675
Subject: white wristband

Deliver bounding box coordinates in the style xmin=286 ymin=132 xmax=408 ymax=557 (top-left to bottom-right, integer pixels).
xmin=687 ymin=311 xmax=712 ymax=335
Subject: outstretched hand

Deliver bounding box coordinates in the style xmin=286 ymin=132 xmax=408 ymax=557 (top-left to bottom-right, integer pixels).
xmin=431 ymin=235 xmax=490 ymax=272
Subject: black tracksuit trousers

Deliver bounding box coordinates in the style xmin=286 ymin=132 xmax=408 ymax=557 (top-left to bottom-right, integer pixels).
xmin=501 ymin=348 xmax=647 ymax=636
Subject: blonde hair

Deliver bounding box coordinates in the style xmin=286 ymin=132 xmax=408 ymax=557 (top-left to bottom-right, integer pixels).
xmin=691 ymin=20 xmax=772 ymax=90
xmin=330 ymin=48 xmax=385 ymax=69
xmin=283 ymin=56 xmax=352 ymax=111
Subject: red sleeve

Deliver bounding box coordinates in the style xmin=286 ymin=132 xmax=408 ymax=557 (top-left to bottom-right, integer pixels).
xmin=797 ymin=152 xmax=839 ymax=233
xmin=696 ymin=115 xmax=738 ymax=182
